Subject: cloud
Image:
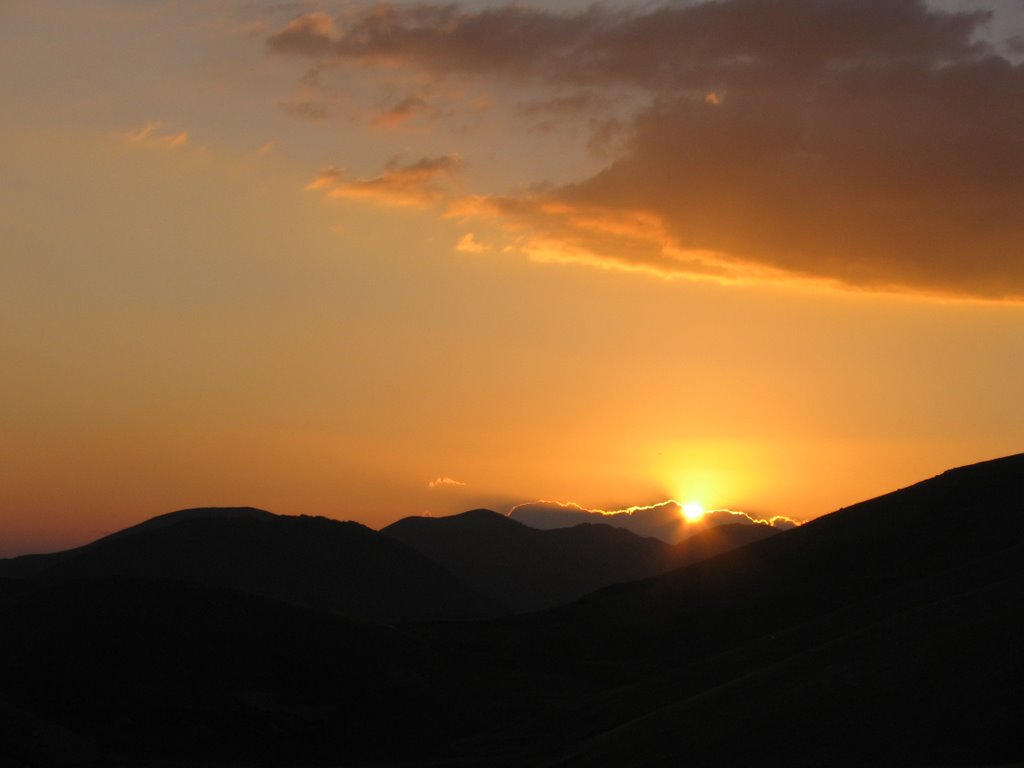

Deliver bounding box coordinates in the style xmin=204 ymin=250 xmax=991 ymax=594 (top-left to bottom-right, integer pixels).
xmin=455 ymin=232 xmax=489 ymax=253
xmin=305 ymin=166 xmax=344 ymax=191
xmin=514 ymin=92 xmax=616 ymax=133
xmin=517 ymin=93 xmax=602 ymax=119
xmin=270 ymin=2 xmax=986 ymax=83
xmin=508 ymin=499 xmax=799 ymax=544
xmin=280 ymin=98 xmax=329 ymax=121
xmin=121 ymin=122 xmax=188 ymax=149
xmin=428 ymin=476 xmax=467 ymax=489
xmin=268 ymin=1 xmax=1024 ymax=300
xmin=307 ymin=154 xmax=463 ymax=208
xmin=446 ymin=195 xmax=776 ymax=283
xmin=266 ymin=11 xmax=338 ymax=58
xmin=372 ymin=95 xmax=431 ymax=129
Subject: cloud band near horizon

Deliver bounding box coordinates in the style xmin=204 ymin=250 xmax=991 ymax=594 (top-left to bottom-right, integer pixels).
xmin=508 ymin=499 xmax=798 ymax=543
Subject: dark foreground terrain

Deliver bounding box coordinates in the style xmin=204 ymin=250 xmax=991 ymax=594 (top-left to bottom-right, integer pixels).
xmin=2 ymin=453 xmax=1023 ymax=766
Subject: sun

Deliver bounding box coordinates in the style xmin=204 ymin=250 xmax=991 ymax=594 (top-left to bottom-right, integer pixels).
xmin=681 ymin=502 xmax=706 ymax=522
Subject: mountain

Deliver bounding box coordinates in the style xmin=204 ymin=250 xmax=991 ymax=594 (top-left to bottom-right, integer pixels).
xmin=668 ymin=519 xmax=779 ymax=563
xmin=0 ymin=507 xmax=497 ymax=624
xmin=452 ymin=452 xmax=1024 ymax=766
xmin=384 ymin=509 xmax=672 ymax=613
xmin=510 ymin=453 xmax=1024 ymax=660
xmin=2 ymin=454 xmax=1023 ymax=767
xmin=383 ymin=509 xmax=777 ymax=613
xmin=0 ymin=507 xmax=276 ymax=579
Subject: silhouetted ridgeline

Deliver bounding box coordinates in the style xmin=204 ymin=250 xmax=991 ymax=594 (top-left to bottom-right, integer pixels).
xmin=0 ymin=506 xmax=771 ymax=620
xmin=1 ymin=453 xmax=1022 ymax=766
xmin=452 ymin=453 xmax=1024 ymax=766
xmin=0 ymin=507 xmax=498 ymax=624
xmin=383 ymin=509 xmax=776 ymax=612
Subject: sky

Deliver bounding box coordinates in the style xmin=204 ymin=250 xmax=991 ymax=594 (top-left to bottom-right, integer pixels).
xmin=2 ymin=0 xmax=1023 ymax=556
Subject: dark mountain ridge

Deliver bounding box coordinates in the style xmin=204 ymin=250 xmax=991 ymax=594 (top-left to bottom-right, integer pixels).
xmin=440 ymin=453 xmax=1024 ymax=765
xmin=0 ymin=507 xmax=275 ymax=579
xmin=2 ymin=454 xmax=1022 ymax=767
xmin=384 ymin=509 xmax=777 ymax=612
xmin=0 ymin=507 xmax=497 ymax=624
xmin=499 ymin=453 xmax=1024 ymax=662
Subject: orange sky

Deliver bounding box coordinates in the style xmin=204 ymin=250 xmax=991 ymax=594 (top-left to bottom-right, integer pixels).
xmin=2 ymin=0 xmax=1023 ymax=556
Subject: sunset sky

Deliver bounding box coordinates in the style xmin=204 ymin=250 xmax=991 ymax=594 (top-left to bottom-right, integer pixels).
xmin=2 ymin=0 xmax=1023 ymax=556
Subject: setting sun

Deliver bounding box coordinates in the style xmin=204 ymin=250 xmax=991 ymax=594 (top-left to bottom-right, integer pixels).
xmin=682 ymin=502 xmax=706 ymax=522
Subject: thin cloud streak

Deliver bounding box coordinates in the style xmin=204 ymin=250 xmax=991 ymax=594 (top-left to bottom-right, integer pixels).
xmin=121 ymin=122 xmax=188 ymax=149
xmin=307 ymin=154 xmax=463 ymax=208
xmin=428 ymin=476 xmax=467 ymax=489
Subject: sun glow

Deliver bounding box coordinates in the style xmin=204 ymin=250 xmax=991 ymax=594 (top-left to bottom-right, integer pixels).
xmin=681 ymin=502 xmax=706 ymax=522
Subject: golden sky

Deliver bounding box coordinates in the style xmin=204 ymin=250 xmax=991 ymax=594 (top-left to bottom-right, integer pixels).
xmin=2 ymin=0 xmax=1023 ymax=555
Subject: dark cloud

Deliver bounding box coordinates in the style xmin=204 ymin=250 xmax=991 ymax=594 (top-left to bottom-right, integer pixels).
xmin=267 ymin=11 xmax=338 ymax=58
xmin=268 ymin=1 xmax=984 ymax=84
xmin=270 ymin=1 xmax=1024 ymax=299
xmin=508 ymin=500 xmax=798 ymax=544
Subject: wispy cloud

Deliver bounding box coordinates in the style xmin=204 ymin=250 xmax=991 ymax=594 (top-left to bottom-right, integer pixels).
xmin=455 ymin=232 xmax=489 ymax=254
xmin=446 ymin=196 xmax=772 ymax=284
xmin=305 ymin=166 xmax=344 ymax=191
xmin=121 ymin=122 xmax=188 ymax=149
xmin=372 ymin=95 xmax=431 ymax=129
xmin=269 ymin=1 xmax=1024 ymax=300
xmin=280 ymin=98 xmax=329 ymax=121
xmin=307 ymin=154 xmax=463 ymax=208
xmin=428 ymin=476 xmax=467 ymax=489
xmin=266 ymin=11 xmax=338 ymax=58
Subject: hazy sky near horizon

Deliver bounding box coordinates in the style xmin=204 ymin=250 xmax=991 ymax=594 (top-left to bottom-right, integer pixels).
xmin=2 ymin=0 xmax=1023 ymax=555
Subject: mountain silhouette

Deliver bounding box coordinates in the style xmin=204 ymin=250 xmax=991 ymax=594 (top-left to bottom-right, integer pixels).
xmin=668 ymin=519 xmax=779 ymax=563
xmin=0 ymin=507 xmax=276 ymax=578
xmin=0 ymin=507 xmax=497 ymax=624
xmin=384 ymin=509 xmax=776 ymax=612
xmin=513 ymin=453 xmax=1024 ymax=660
xmin=2 ymin=454 xmax=1023 ymax=767
xmin=450 ymin=452 xmax=1024 ymax=766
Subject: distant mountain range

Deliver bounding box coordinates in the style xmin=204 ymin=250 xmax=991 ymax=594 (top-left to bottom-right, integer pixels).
xmin=1 ymin=453 xmax=1022 ymax=767
xmin=475 ymin=452 xmax=1024 ymax=766
xmin=384 ymin=509 xmax=776 ymax=612
xmin=509 ymin=500 xmax=797 ymax=542
xmin=0 ymin=507 xmax=497 ymax=624
xmin=0 ymin=505 xmax=773 ymax=621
